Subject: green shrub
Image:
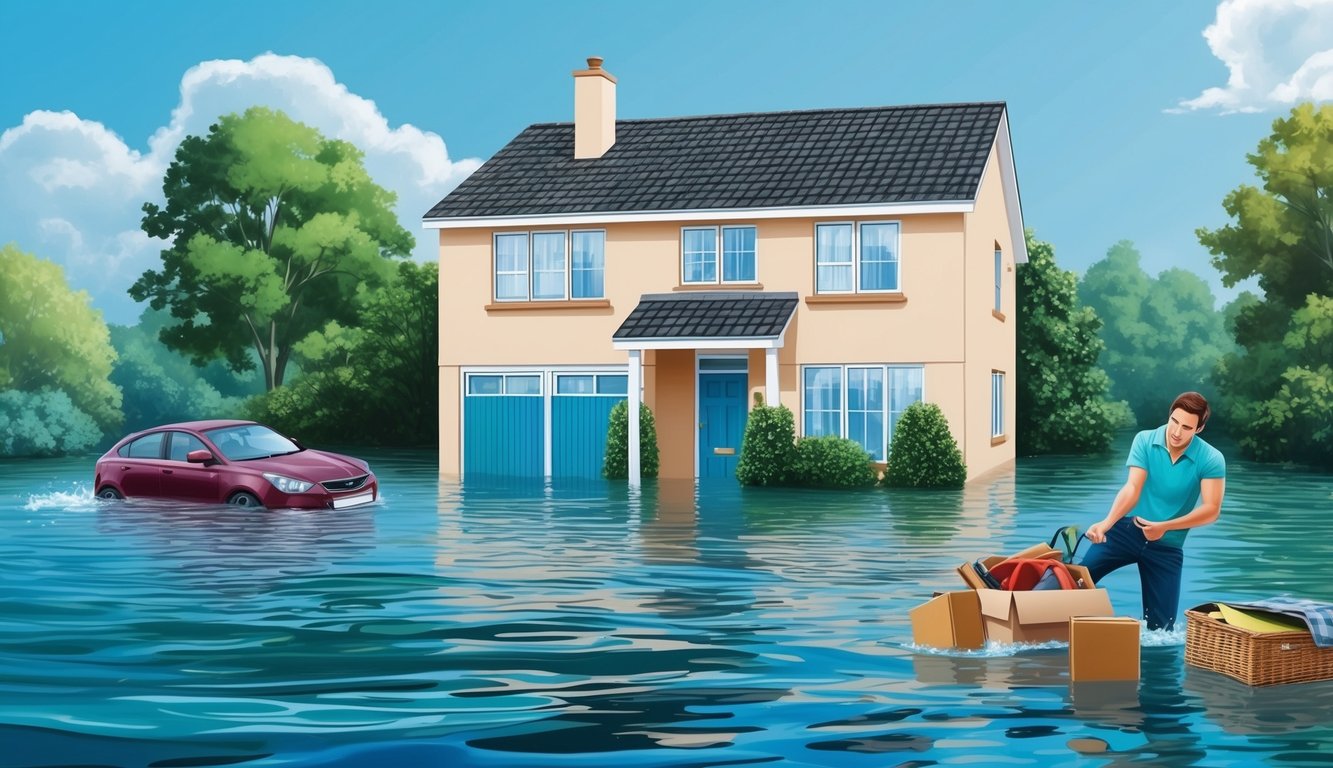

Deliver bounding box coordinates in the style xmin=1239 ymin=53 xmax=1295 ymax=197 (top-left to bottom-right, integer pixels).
xmin=884 ymin=401 xmax=967 ymax=488
xmin=603 ymin=401 xmax=660 ymax=479
xmin=0 ymin=389 xmax=101 ymax=457
xmin=736 ymin=393 xmax=797 ymax=486
xmin=792 ymin=434 xmax=877 ymax=489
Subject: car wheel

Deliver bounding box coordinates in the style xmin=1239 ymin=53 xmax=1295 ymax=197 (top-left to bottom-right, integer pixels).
xmin=96 ymin=486 xmax=123 ymax=500
xmin=227 ymin=492 xmax=263 ymax=508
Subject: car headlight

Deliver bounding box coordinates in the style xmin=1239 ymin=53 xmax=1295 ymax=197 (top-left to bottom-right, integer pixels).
xmin=263 ymin=473 xmax=314 ymax=494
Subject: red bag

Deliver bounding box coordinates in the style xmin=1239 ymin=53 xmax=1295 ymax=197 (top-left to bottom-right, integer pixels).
xmin=987 ymin=558 xmax=1078 ymax=591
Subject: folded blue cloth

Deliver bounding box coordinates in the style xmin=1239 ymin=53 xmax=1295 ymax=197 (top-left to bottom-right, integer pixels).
xmin=1223 ymin=597 xmax=1333 ymax=647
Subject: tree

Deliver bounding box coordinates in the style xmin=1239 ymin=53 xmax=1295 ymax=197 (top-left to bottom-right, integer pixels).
xmin=246 ymin=261 xmax=439 ymax=446
xmin=1016 ymin=230 xmax=1126 ymax=455
xmin=1078 ymin=241 xmax=1229 ymax=428
xmin=132 ymin=107 xmax=414 ymax=390
xmin=110 ymin=308 xmax=259 ymax=433
xmin=1198 ymin=103 xmax=1333 ymax=466
xmin=0 ymin=243 xmax=121 ymax=433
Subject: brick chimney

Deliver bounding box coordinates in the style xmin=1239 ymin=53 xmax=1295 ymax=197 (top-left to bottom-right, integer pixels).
xmin=573 ymin=56 xmax=616 ymax=159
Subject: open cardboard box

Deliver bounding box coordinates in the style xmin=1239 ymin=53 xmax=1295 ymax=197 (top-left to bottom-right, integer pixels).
xmin=957 ymin=543 xmax=1114 ymax=644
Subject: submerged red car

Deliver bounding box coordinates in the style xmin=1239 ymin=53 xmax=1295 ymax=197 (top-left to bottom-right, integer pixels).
xmin=94 ymin=420 xmax=377 ymax=510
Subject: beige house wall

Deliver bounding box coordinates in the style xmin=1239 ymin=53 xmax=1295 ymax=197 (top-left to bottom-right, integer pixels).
xmin=961 ymin=141 xmax=1019 ymax=478
xmin=437 ymin=184 xmax=1017 ymax=480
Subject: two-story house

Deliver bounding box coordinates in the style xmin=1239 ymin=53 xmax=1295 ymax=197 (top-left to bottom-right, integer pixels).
xmin=424 ymin=58 xmax=1026 ymax=483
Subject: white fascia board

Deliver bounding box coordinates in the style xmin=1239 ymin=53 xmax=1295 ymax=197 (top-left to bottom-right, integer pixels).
xmin=424 ymin=200 xmax=974 ymax=230
xmin=996 ymin=109 xmax=1028 ymax=263
xmin=613 ymin=336 xmax=784 ymax=351
xmin=967 ymin=108 xmax=1028 ymax=264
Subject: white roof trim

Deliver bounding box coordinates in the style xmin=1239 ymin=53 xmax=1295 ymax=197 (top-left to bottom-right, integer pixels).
xmin=613 ymin=336 xmax=784 ymax=351
xmin=994 ymin=109 xmax=1028 ymax=263
xmin=424 ymin=200 xmax=974 ymax=230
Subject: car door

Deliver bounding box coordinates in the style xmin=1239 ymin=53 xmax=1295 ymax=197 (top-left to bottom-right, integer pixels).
xmin=160 ymin=431 xmax=220 ymax=503
xmin=117 ymin=432 xmax=166 ymax=497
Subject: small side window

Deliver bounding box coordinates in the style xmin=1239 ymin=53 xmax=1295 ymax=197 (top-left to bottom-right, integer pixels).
xmin=127 ymin=433 xmax=166 ymax=459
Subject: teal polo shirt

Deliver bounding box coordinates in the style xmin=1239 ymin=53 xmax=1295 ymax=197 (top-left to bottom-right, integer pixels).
xmin=1127 ymin=425 xmax=1226 ymax=548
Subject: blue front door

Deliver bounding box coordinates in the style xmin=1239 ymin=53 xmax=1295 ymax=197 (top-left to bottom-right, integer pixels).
xmin=699 ymin=373 xmax=747 ymax=479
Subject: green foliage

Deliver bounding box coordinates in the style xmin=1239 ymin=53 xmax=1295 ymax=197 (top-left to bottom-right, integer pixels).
xmin=245 ymin=261 xmax=439 ymax=446
xmin=791 ymin=435 xmax=876 ymax=489
xmin=883 ymin=402 xmax=967 ymax=488
xmin=1016 ymin=230 xmax=1124 ymax=455
xmin=1198 ymin=103 xmax=1333 ymax=466
xmin=0 ymin=244 xmax=122 ymax=433
xmin=0 ymin=389 xmax=101 ymax=457
xmin=1078 ymin=241 xmax=1230 ymax=428
xmin=602 ymin=401 xmax=660 ymax=479
xmin=132 ymin=107 xmax=414 ymax=390
xmin=110 ymin=308 xmax=259 ymax=432
xmin=736 ymin=393 xmax=797 ymax=486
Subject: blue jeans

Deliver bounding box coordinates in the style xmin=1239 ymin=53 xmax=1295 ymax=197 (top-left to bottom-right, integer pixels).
xmin=1079 ymin=517 xmax=1184 ymax=631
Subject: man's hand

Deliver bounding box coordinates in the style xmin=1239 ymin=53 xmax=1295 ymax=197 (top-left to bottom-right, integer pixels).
xmin=1134 ymin=516 xmax=1166 ymax=542
xmin=1085 ymin=519 xmax=1113 ymax=544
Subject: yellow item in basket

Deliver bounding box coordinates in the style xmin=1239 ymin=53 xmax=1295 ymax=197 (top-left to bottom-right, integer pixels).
xmin=1215 ymin=602 xmax=1309 ymax=634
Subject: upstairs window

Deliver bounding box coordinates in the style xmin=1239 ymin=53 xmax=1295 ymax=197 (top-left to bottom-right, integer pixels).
xmin=494 ymin=230 xmax=605 ymax=302
xmin=994 ymin=244 xmax=1003 ymax=313
xmin=682 ymin=225 xmax=756 ymax=284
xmin=815 ymin=222 xmax=900 ymax=294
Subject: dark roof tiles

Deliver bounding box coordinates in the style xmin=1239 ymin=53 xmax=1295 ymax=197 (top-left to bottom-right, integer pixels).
xmin=425 ymin=103 xmax=1005 ymax=219
xmin=613 ymin=292 xmax=800 ymax=341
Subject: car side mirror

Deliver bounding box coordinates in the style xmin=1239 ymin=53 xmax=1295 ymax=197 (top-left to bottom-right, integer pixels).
xmin=187 ymin=449 xmax=216 ymax=465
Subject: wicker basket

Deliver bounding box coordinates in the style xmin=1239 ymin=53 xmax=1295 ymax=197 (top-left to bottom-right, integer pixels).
xmin=1185 ymin=603 xmax=1333 ymax=686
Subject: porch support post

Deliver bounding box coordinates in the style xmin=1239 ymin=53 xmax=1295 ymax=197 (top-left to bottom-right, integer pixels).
xmin=765 ymin=347 xmax=779 ymax=407
xmin=628 ymin=349 xmax=642 ymax=486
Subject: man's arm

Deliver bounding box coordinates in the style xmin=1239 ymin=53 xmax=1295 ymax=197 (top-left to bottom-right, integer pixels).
xmin=1139 ymin=477 xmax=1225 ymax=540
xmin=1087 ymin=466 xmax=1147 ymax=543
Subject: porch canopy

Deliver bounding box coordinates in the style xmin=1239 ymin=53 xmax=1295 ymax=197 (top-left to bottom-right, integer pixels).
xmin=611 ymin=291 xmax=799 ymax=483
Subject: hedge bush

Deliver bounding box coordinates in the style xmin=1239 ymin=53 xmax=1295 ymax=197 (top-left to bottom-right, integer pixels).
xmin=736 ymin=393 xmax=797 ymax=486
xmin=603 ymin=401 xmax=660 ymax=479
xmin=791 ymin=434 xmax=877 ymax=489
xmin=884 ymin=401 xmax=967 ymax=488
xmin=0 ymin=388 xmax=101 ymax=457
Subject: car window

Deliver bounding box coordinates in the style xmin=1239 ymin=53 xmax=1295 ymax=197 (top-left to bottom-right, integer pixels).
xmin=167 ymin=432 xmax=207 ymax=462
xmin=205 ymin=424 xmax=300 ymax=461
xmin=126 ymin=433 xmax=166 ymax=459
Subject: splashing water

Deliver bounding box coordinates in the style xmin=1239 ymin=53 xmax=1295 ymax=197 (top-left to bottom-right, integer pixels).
xmin=24 ymin=484 xmax=96 ymax=512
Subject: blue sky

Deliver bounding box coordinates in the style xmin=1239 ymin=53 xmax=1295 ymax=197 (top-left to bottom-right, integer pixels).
xmin=3 ymin=0 xmax=1328 ymax=326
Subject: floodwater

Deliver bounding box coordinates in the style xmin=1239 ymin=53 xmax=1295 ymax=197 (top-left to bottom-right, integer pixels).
xmin=3 ymin=437 xmax=1333 ymax=767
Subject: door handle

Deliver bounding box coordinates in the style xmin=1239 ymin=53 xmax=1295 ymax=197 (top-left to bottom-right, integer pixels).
xmin=699 ymin=421 xmax=706 ymax=429
xmin=162 ymin=469 xmax=174 ymax=475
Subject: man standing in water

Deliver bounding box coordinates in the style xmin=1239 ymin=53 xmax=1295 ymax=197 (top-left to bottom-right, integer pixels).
xmin=1081 ymin=392 xmax=1226 ymax=631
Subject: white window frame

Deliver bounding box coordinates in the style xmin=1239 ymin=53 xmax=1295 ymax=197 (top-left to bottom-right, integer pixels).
xmin=493 ymin=230 xmax=606 ymax=302
xmin=815 ymin=221 xmax=901 ymax=295
xmin=994 ymin=245 xmax=1003 ymax=313
xmin=680 ymin=225 xmax=758 ymax=285
xmin=992 ymin=370 xmax=1005 ymax=438
xmin=799 ymin=363 xmax=924 ymax=461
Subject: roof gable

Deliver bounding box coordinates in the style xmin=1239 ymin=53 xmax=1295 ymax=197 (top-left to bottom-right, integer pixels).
xmin=425 ymin=102 xmax=1007 ymax=220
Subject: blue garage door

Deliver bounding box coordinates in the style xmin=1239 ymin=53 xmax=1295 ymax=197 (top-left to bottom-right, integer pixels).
xmin=464 ymin=373 xmax=544 ymax=477
xmin=552 ymin=373 xmax=627 ymax=477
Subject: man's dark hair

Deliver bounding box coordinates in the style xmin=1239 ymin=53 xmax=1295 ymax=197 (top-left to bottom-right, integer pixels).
xmin=1170 ymin=391 xmax=1210 ymax=430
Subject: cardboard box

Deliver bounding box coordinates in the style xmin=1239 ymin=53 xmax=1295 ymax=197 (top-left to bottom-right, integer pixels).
xmin=909 ymin=591 xmax=984 ymax=650
xmin=955 ymin=542 xmax=1113 ymax=644
xmin=977 ymin=577 xmax=1113 ymax=643
xmin=1070 ymin=616 xmax=1140 ymax=682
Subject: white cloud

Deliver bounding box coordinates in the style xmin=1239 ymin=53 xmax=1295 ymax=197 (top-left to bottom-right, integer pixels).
xmin=1175 ymin=0 xmax=1333 ymax=113
xmin=0 ymin=53 xmax=481 ymax=325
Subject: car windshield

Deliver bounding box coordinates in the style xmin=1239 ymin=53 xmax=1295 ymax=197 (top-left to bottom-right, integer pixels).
xmin=204 ymin=424 xmax=301 ymax=461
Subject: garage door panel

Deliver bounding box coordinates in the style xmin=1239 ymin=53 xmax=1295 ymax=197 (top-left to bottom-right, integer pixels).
xmin=464 ymin=396 xmax=544 ymax=477
xmin=552 ymin=396 xmax=623 ymax=478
